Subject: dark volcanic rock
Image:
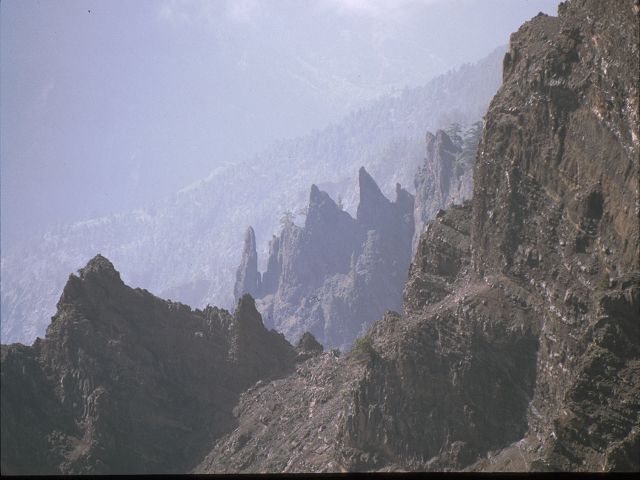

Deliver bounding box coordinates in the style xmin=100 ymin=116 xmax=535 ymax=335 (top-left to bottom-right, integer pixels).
xmin=296 ymin=332 xmax=324 ymax=356
xmin=466 ymin=0 xmax=640 ymax=470
xmin=201 ymin=0 xmax=639 ymax=473
xmin=4 ymin=1 xmax=639 ymax=475
xmin=196 ymin=350 xmax=354 ymax=473
xmin=1 ymin=255 xmax=296 ymax=475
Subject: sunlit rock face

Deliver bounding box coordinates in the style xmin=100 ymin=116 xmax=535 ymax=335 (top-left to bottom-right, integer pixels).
xmin=412 ymin=124 xmax=480 ymax=253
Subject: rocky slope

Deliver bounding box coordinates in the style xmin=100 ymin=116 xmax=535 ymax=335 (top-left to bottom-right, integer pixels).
xmin=234 ymin=168 xmax=414 ymax=351
xmin=199 ymin=0 xmax=640 ymax=472
xmin=1 ymin=47 xmax=505 ymax=345
xmin=1 ymin=255 xmax=303 ymax=474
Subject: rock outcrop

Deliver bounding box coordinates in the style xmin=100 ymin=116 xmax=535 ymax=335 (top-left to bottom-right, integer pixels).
xmin=2 ymin=47 xmax=505 ymax=347
xmin=200 ymin=0 xmax=640 ymax=473
xmin=234 ymin=227 xmax=262 ymax=301
xmin=234 ymin=168 xmax=415 ymax=351
xmin=1 ymin=255 xmax=298 ymax=474
xmin=412 ymin=123 xmax=481 ymax=252
xmin=3 ymin=1 xmax=638 ymax=474
xmin=234 ymin=126 xmax=481 ymax=351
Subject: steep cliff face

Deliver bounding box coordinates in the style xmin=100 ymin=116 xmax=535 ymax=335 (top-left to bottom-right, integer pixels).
xmin=1 ymin=255 xmax=297 ymax=475
xmin=342 ymin=0 xmax=640 ymax=471
xmin=468 ymin=0 xmax=640 ymax=470
xmin=412 ymin=124 xmax=481 ymax=253
xmin=234 ymin=227 xmax=262 ymax=301
xmin=201 ymin=0 xmax=639 ymax=473
xmin=234 ymin=168 xmax=414 ymax=351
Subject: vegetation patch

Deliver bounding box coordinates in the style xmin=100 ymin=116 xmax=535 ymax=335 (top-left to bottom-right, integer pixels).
xmin=350 ymin=334 xmax=376 ymax=365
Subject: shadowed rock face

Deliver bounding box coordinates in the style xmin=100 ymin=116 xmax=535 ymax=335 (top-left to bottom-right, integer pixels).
xmin=200 ymin=1 xmax=639 ymax=473
xmin=234 ymin=168 xmax=415 ymax=351
xmin=1 ymin=255 xmax=297 ymax=475
xmin=297 ymin=332 xmax=324 ymax=355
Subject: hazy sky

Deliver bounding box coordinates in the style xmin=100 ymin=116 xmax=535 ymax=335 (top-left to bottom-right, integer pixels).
xmin=1 ymin=0 xmax=559 ymax=249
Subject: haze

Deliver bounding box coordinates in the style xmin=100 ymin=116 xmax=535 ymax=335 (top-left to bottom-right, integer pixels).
xmin=1 ymin=0 xmax=559 ymax=249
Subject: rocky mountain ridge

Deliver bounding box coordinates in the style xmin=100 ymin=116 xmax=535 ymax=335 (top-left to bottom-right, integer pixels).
xmin=2 ymin=0 xmax=638 ymax=474
xmin=234 ymin=168 xmax=414 ymax=350
xmin=1 ymin=255 xmax=305 ymax=474
xmin=1 ymin=46 xmax=505 ymax=345
xmin=234 ymin=122 xmax=480 ymax=351
xmin=199 ymin=0 xmax=640 ymax=472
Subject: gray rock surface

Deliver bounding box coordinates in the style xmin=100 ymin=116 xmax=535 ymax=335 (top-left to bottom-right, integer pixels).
xmin=237 ymin=168 xmax=414 ymax=351
xmin=199 ymin=0 xmax=640 ymax=473
xmin=234 ymin=227 xmax=262 ymax=301
xmin=412 ymin=123 xmax=481 ymax=253
xmin=234 ymin=124 xmax=481 ymax=352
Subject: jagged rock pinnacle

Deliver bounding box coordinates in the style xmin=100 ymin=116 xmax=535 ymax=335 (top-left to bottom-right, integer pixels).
xmin=244 ymin=227 xmax=257 ymax=252
xmin=435 ymin=129 xmax=458 ymax=150
xmin=233 ymin=227 xmax=261 ymax=302
xmin=395 ymin=183 xmax=413 ymax=211
xmin=309 ymin=184 xmax=322 ymax=203
xmin=234 ymin=293 xmax=263 ymax=330
xmin=306 ymin=184 xmax=342 ymax=230
xmin=296 ymin=331 xmax=323 ymax=354
xmin=357 ymin=167 xmax=391 ymax=227
xmin=80 ymin=254 xmax=116 ymax=274
xmin=358 ymin=167 xmax=385 ymax=203
xmin=78 ymin=254 xmax=122 ymax=283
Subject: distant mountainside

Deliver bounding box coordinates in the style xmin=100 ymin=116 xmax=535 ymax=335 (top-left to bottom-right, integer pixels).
xmin=198 ymin=0 xmax=640 ymax=472
xmin=234 ymin=168 xmax=414 ymax=351
xmin=2 ymin=1 xmax=638 ymax=475
xmin=233 ymin=124 xmax=480 ymax=351
xmin=1 ymin=46 xmax=505 ymax=344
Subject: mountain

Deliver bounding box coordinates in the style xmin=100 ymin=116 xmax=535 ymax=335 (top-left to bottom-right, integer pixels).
xmin=197 ymin=0 xmax=639 ymax=472
xmin=412 ymin=122 xmax=481 ymax=253
xmin=2 ymin=0 xmax=638 ymax=474
xmin=234 ymin=119 xmax=481 ymax=352
xmin=234 ymin=167 xmax=414 ymax=351
xmin=1 ymin=46 xmax=505 ymax=345
xmin=0 ymin=255 xmax=316 ymax=474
